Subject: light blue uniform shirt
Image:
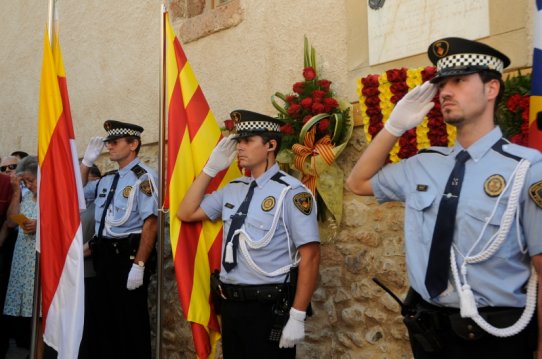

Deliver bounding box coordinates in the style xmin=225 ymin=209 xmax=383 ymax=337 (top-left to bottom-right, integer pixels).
xmin=372 ymin=127 xmax=542 ymax=307
xmin=201 ymin=163 xmax=320 ymax=285
xmin=93 ymin=158 xmax=158 ymax=237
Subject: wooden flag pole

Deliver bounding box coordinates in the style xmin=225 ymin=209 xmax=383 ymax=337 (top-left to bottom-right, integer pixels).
xmin=155 ymin=4 xmax=168 ymax=359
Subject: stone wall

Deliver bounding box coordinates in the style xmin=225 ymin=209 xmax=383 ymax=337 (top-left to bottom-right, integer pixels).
xmin=110 ymin=125 xmax=413 ymax=359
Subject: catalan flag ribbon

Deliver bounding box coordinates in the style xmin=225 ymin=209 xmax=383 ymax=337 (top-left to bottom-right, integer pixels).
xmin=165 ymin=12 xmax=240 ymax=358
xmin=528 ymin=0 xmax=542 ymax=151
xmin=37 ymin=24 xmax=85 ymax=358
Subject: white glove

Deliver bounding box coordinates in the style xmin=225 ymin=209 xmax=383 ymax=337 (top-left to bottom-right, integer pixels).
xmin=82 ymin=136 xmax=105 ymax=167
xmin=126 ymin=263 xmax=144 ymax=290
xmin=278 ymin=307 xmax=306 ymax=348
xmin=202 ymin=136 xmax=237 ymax=177
xmin=384 ymin=81 xmax=437 ymax=137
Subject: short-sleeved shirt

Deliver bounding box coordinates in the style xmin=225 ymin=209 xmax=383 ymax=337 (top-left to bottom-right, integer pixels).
xmin=92 ymin=158 xmax=158 ymax=237
xmin=201 ymin=163 xmax=320 ymax=285
xmin=371 ymin=127 xmax=542 ymax=307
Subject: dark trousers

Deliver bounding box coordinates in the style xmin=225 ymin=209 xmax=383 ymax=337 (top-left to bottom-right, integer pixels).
xmin=93 ymin=239 xmax=151 ymax=359
xmin=408 ymin=302 xmax=537 ymax=359
xmin=78 ymin=277 xmax=98 ymax=359
xmin=221 ymin=300 xmax=296 ymax=359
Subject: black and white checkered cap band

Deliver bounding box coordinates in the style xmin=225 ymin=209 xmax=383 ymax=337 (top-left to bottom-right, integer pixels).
xmin=236 ymin=120 xmax=280 ymax=132
xmin=437 ymin=53 xmax=504 ymax=73
xmin=106 ymin=128 xmax=142 ymax=137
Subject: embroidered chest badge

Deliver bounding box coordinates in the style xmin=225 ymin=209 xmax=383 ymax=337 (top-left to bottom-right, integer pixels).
xmin=122 ymin=186 xmax=132 ymax=198
xmin=484 ymin=174 xmax=505 ymax=197
xmin=293 ymin=192 xmax=313 ymax=215
xmin=261 ymin=196 xmax=276 ymax=212
xmin=529 ymin=180 xmax=542 ymax=209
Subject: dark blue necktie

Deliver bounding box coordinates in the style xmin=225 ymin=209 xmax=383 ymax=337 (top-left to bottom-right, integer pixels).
xmin=222 ymin=181 xmax=257 ymax=272
xmin=425 ymin=150 xmax=471 ymax=298
xmin=97 ymin=172 xmax=120 ymax=239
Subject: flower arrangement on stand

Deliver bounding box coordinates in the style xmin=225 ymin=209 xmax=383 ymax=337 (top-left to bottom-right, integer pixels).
xmin=271 ymin=36 xmax=352 ymax=226
xmin=358 ymin=66 xmax=456 ymax=162
xmin=496 ymin=71 xmax=531 ymax=146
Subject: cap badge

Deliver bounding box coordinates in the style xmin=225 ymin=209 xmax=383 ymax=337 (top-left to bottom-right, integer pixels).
xmin=484 ymin=174 xmax=505 ymax=197
xmin=261 ymin=196 xmax=276 ymax=212
xmin=433 ymin=40 xmax=449 ymax=58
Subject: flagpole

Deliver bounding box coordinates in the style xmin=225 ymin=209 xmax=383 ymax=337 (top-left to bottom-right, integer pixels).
xmin=156 ymin=4 xmax=167 ymax=359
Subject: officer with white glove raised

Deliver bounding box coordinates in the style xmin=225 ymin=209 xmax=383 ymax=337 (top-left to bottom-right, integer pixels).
xmin=178 ymin=110 xmax=320 ymax=358
xmin=80 ymin=120 xmax=158 ymax=359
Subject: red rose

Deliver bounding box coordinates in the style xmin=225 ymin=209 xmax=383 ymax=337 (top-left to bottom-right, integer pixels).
xmin=362 ymin=87 xmax=379 ymax=97
xmin=318 ymin=79 xmax=332 ymax=92
xmin=386 ymin=68 xmax=407 ymax=82
xmin=362 ymin=74 xmax=380 ymax=87
xmin=506 ymin=94 xmax=522 ymax=112
xmin=390 ymin=82 xmax=408 ymax=93
xmin=287 ymin=104 xmax=302 ymax=117
xmin=318 ymin=118 xmax=331 ymax=132
xmin=365 ymin=96 xmax=380 ymax=107
xmin=293 ymin=82 xmax=305 ymax=94
xmin=300 ymin=97 xmax=313 ymax=109
xmin=286 ymin=95 xmax=298 ymax=104
xmin=323 ymin=97 xmax=339 ymax=112
xmin=519 ymin=95 xmax=530 ymax=111
xmin=522 ymin=109 xmax=530 ymax=123
xmin=510 ymin=134 xmax=523 ymax=144
xmin=312 ymin=90 xmax=326 ymax=99
xmin=303 ymin=115 xmax=313 ymax=124
xmin=365 ymin=107 xmax=381 ymax=116
xmin=311 ymin=102 xmax=325 ymax=115
xmin=224 ymin=119 xmax=235 ymax=131
xmin=280 ymin=124 xmax=295 ymax=135
xmin=303 ymin=67 xmax=317 ymax=81
xmin=421 ymin=66 xmax=437 ymax=82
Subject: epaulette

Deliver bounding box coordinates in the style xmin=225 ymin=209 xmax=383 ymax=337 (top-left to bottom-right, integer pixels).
xmin=131 ymin=164 xmax=148 ymax=179
xmin=494 ymin=138 xmax=542 ymax=163
xmin=273 ymin=171 xmax=305 ymax=189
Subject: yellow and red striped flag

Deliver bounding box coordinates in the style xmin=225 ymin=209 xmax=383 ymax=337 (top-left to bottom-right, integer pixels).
xmin=165 ymin=12 xmax=240 ymax=358
xmin=528 ymin=0 xmax=542 ymax=151
xmin=37 ymin=24 xmax=84 ymax=359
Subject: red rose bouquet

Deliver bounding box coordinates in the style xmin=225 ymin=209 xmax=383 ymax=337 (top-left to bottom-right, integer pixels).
xmin=496 ymin=71 xmax=531 ymax=146
xmin=271 ymin=36 xmax=352 ymax=225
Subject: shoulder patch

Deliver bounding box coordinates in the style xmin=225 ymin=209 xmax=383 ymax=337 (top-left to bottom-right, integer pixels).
xmin=131 ymin=164 xmax=148 ymax=179
xmin=293 ymin=192 xmax=313 ymax=215
xmin=529 ymin=181 xmax=542 ymax=209
xmin=139 ymin=180 xmax=153 ymax=197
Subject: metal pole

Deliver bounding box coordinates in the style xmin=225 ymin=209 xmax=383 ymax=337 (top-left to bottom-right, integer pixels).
xmin=155 ymin=4 xmax=167 ymax=359
xmin=29 ymin=253 xmax=41 ymax=359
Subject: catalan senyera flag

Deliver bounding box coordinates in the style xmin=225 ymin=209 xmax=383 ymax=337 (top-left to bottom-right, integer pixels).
xmin=165 ymin=12 xmax=240 ymax=359
xmin=528 ymin=0 xmax=542 ymax=151
xmin=37 ymin=25 xmax=85 ymax=359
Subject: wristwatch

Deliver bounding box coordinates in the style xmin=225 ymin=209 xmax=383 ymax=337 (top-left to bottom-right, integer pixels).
xmin=136 ymin=260 xmax=145 ymax=267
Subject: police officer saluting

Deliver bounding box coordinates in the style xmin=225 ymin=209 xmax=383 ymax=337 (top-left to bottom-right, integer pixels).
xmin=81 ymin=120 xmax=158 ymax=359
xmin=178 ymin=110 xmax=320 ymax=358
xmin=347 ymin=38 xmax=542 ymax=358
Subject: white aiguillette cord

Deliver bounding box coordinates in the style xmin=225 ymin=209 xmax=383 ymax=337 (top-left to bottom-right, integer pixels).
xmin=450 ymin=159 xmax=536 ymax=337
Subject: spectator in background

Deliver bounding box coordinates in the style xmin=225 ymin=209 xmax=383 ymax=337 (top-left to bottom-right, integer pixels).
xmin=10 ymin=151 xmax=28 ymax=160
xmin=0 ymin=156 xmax=28 ymax=197
xmin=3 ymin=156 xmax=39 ymax=354
xmin=83 ymin=165 xmax=101 ymax=207
xmin=0 ymin=171 xmax=14 ymax=359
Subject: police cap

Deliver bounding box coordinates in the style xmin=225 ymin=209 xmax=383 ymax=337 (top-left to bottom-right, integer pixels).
xmin=229 ymin=110 xmax=283 ymax=139
xmin=103 ymin=120 xmax=144 ymax=142
xmin=428 ymin=37 xmax=510 ymax=83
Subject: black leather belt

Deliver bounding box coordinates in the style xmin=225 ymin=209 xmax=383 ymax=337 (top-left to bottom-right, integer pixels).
xmin=218 ymin=282 xmax=287 ymax=302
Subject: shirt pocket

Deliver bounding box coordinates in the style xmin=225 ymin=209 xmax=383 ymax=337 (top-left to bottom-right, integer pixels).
xmin=113 ymin=194 xmax=137 ymax=218
xmin=463 ymin=199 xmax=517 ymax=259
xmin=94 ymin=195 xmax=106 ymax=222
xmin=244 ymin=211 xmax=275 ymax=240
xmin=406 ymin=190 xmax=436 ymax=244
